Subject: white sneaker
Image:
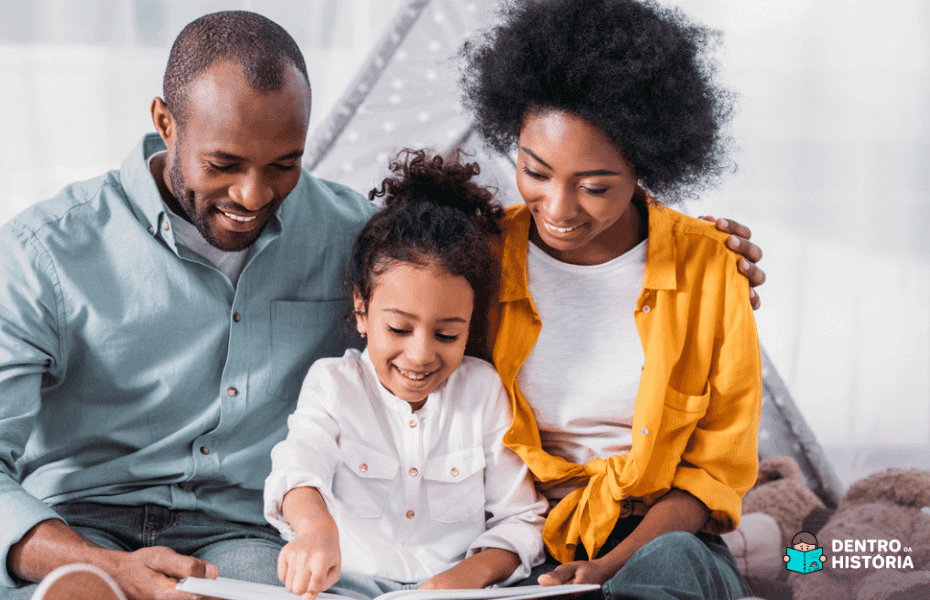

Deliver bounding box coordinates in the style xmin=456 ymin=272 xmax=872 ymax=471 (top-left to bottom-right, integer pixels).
xmin=30 ymin=564 xmax=127 ymax=600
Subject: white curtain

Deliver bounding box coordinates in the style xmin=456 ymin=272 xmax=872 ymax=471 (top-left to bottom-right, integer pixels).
xmin=1 ymin=0 xmax=927 ymax=487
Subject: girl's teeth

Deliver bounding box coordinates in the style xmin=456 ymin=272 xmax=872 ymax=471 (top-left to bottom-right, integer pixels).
xmin=224 ymin=212 xmax=257 ymax=223
xmin=398 ymin=367 xmax=429 ymax=381
xmin=546 ymin=222 xmax=577 ymax=233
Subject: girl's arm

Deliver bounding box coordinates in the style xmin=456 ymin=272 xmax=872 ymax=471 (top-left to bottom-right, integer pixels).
xmin=419 ymin=548 xmax=521 ymax=590
xmin=278 ymin=486 xmax=341 ymax=600
xmin=538 ymin=489 xmax=709 ymax=586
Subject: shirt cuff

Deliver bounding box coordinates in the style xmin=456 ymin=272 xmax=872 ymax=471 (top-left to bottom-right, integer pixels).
xmin=263 ymin=469 xmax=333 ymax=541
xmin=467 ymin=521 xmax=545 ymax=586
xmin=0 ymin=486 xmax=65 ymax=588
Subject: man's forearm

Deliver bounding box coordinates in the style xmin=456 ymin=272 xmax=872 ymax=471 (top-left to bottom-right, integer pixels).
xmin=8 ymin=518 xmax=115 ymax=584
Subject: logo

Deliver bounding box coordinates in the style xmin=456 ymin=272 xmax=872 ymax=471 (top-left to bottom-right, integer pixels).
xmin=784 ymin=531 xmax=826 ymax=574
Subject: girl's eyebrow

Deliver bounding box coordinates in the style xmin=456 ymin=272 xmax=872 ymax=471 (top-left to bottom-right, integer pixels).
xmin=519 ymin=146 xmax=621 ymax=177
xmin=386 ymin=308 xmax=467 ymax=323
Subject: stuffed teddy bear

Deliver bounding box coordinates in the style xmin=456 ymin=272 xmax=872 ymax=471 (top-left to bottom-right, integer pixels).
xmin=741 ymin=455 xmax=828 ymax=551
xmin=789 ymin=468 xmax=930 ymax=600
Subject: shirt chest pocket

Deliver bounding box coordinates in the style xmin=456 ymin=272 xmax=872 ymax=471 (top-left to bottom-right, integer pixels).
xmin=423 ymin=447 xmax=486 ymax=523
xmin=654 ymin=386 xmax=711 ymax=462
xmin=332 ymin=440 xmax=398 ymax=519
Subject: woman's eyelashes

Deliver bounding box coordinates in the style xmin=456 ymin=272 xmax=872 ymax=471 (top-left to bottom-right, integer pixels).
xmin=521 ymin=165 xmax=611 ymax=196
xmin=521 ymin=165 xmax=546 ymax=180
xmin=386 ymin=325 xmax=459 ymax=342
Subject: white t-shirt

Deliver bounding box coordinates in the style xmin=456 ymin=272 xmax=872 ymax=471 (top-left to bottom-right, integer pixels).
xmin=264 ymin=348 xmax=547 ymax=584
xmin=516 ymin=240 xmax=647 ymax=498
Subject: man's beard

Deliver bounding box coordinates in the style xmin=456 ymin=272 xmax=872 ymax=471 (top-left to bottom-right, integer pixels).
xmin=168 ymin=150 xmax=269 ymax=253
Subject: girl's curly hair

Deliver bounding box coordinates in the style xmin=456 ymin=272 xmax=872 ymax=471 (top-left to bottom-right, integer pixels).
xmin=460 ymin=0 xmax=735 ymax=201
xmin=346 ymin=149 xmax=505 ymax=358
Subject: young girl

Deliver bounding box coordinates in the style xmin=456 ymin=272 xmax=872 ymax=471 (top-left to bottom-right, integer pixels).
xmin=263 ymin=150 xmax=547 ymax=600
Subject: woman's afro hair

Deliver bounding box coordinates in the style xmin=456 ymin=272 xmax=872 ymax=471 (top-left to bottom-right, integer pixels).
xmin=461 ymin=0 xmax=735 ymax=200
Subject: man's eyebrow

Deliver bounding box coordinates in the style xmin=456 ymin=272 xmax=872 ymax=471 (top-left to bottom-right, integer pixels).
xmin=520 ymin=146 xmax=622 ymax=177
xmin=205 ymin=150 xmax=305 ymax=162
xmin=386 ymin=308 xmax=467 ymax=324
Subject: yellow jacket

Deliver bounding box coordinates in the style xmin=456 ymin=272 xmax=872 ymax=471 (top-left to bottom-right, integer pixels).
xmin=489 ymin=198 xmax=762 ymax=563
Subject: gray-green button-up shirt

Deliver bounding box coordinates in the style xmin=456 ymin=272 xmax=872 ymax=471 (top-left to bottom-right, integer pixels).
xmin=0 ymin=134 xmax=376 ymax=586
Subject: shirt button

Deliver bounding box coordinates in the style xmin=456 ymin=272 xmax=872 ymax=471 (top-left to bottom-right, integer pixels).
xmin=200 ymin=446 xmax=210 ymax=455
xmin=148 ymin=226 xmax=154 ymax=234
xmin=450 ymin=468 xmax=459 ymax=477
xmin=642 ymin=305 xmax=651 ymax=313
xmin=163 ymin=221 xmax=170 ymax=231
xmin=406 ymin=510 xmax=415 ymax=519
xmin=359 ymin=463 xmax=368 ymax=473
xmin=641 ymin=428 xmax=649 ymax=436
xmin=227 ymin=387 xmax=238 ymax=397
xmin=408 ymin=420 xmax=417 ymax=428
xmin=233 ymin=312 xmax=241 ymax=322
xmin=408 ymin=468 xmax=418 ymax=477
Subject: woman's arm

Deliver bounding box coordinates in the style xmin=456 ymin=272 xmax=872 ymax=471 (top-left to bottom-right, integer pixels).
xmin=538 ymin=489 xmax=709 ymax=586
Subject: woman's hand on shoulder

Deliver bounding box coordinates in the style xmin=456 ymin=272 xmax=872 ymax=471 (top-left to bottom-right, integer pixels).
xmin=537 ymin=558 xmax=615 ymax=587
xmin=702 ymin=216 xmax=766 ymax=310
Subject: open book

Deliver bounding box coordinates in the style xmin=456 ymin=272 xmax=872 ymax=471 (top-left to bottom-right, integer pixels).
xmin=176 ymin=577 xmax=600 ymax=600
xmin=785 ymin=547 xmax=824 ymax=574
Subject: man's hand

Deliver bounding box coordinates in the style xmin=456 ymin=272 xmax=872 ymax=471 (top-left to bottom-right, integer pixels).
xmin=277 ymin=532 xmax=341 ymax=600
xmin=107 ymin=546 xmax=218 ymax=600
xmin=8 ymin=519 xmax=217 ymax=600
xmin=702 ymin=216 xmax=766 ymax=309
xmin=537 ymin=558 xmax=613 ymax=587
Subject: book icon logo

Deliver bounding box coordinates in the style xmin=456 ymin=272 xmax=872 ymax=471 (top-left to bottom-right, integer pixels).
xmin=784 ymin=531 xmax=827 ymax=574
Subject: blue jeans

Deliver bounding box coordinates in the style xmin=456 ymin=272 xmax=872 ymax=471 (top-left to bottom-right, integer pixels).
xmin=1 ymin=502 xmax=285 ymax=599
xmin=518 ymin=517 xmax=749 ymax=600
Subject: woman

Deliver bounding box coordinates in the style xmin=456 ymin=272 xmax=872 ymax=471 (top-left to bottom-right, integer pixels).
xmin=461 ymin=1 xmax=761 ymax=598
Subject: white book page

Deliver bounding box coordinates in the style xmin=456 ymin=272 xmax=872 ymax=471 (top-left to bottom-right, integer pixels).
xmin=177 ymin=577 xmax=599 ymax=600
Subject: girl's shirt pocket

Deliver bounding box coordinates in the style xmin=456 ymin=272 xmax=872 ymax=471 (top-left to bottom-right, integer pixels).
xmin=423 ymin=446 xmax=486 ymax=522
xmin=332 ymin=439 xmax=399 ymax=519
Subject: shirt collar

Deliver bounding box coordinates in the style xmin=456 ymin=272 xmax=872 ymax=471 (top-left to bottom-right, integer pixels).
xmin=120 ymin=133 xmax=171 ymax=238
xmin=497 ymin=188 xmax=679 ymax=303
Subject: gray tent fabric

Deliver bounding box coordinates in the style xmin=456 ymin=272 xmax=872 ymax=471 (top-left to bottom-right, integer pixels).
xmin=304 ymin=0 xmax=845 ymax=508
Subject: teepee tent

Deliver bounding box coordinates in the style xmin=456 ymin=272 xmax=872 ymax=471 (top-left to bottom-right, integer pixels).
xmin=305 ymin=0 xmax=844 ymax=508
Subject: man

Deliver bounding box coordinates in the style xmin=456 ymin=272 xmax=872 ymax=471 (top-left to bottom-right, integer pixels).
xmin=0 ymin=9 xmax=764 ymax=600
xmin=0 ymin=11 xmax=375 ymax=600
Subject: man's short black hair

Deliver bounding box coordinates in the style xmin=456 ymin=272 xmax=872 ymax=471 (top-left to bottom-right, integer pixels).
xmin=163 ymin=10 xmax=310 ymax=127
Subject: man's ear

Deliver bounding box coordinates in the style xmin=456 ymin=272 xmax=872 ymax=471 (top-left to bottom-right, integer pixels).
xmin=151 ymin=97 xmax=177 ymax=145
xmin=353 ymin=290 xmax=368 ymax=337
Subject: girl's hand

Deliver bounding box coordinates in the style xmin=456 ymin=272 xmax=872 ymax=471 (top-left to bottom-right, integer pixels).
xmin=419 ymin=548 xmax=521 ymax=590
xmin=277 ymin=531 xmax=341 ymax=600
xmin=278 ymin=487 xmax=342 ymax=600
xmin=537 ymin=558 xmax=614 ymax=587
xmin=702 ymin=216 xmax=766 ymax=309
